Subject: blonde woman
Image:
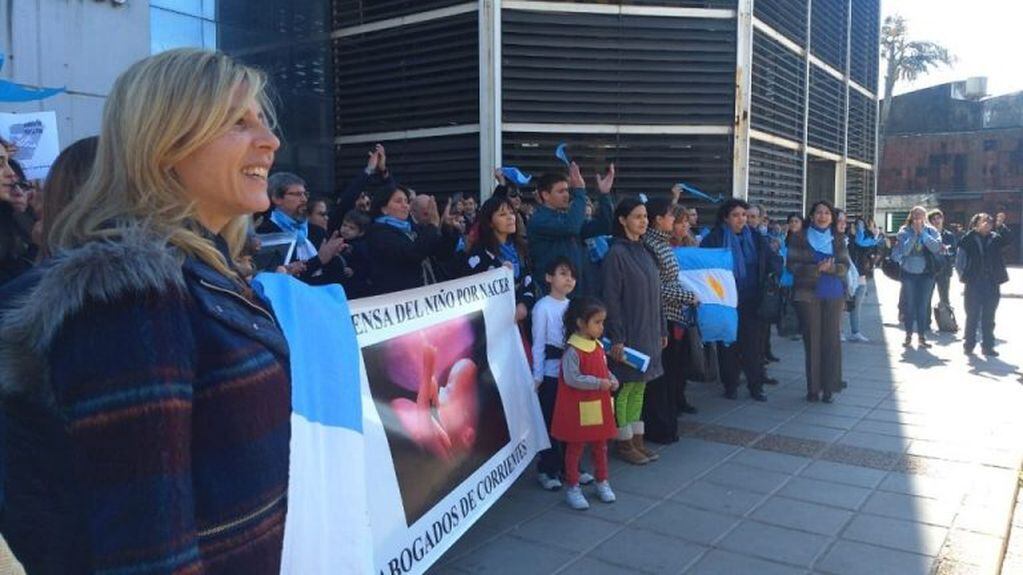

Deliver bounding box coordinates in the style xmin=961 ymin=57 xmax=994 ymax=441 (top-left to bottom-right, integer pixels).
xmin=0 ymin=50 xmax=290 ymax=574
xmin=893 ymin=205 xmax=942 ymax=348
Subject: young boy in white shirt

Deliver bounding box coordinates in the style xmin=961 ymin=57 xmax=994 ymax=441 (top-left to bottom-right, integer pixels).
xmin=531 ymin=257 xmax=593 ymax=490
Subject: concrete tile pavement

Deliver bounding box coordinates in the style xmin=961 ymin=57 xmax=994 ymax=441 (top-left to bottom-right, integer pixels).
xmin=429 ymin=270 xmax=1023 ymax=575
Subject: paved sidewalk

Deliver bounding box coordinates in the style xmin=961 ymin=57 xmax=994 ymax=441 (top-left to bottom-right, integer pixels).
xmin=428 ymin=271 xmax=1023 ymax=575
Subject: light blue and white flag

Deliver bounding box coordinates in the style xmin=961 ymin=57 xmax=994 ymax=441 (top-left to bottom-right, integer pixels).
xmin=254 ymin=274 xmax=372 ymax=574
xmin=674 ymin=247 xmax=739 ymax=344
xmin=257 ymin=269 xmax=548 ymax=575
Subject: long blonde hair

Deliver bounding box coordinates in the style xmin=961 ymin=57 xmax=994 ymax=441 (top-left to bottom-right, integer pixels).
xmin=48 ymin=49 xmax=276 ymax=280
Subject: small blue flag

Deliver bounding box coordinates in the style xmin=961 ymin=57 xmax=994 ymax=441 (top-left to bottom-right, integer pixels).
xmin=555 ymin=143 xmax=571 ymax=166
xmin=500 ymin=166 xmax=532 ymax=187
xmin=676 ymin=182 xmax=724 ymax=204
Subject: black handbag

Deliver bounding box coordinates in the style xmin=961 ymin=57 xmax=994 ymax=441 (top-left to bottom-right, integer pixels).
xmin=757 ymin=272 xmax=783 ymax=322
xmin=881 ymin=257 xmax=902 ymax=281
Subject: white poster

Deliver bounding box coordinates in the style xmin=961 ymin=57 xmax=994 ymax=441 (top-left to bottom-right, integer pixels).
xmin=260 ymin=268 xmax=550 ymax=574
xmin=0 ymin=111 xmax=60 ymax=180
xmin=351 ymin=268 xmax=549 ymax=575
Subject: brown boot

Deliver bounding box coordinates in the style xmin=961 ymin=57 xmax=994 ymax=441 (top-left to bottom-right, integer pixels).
xmin=632 ymin=434 xmax=659 ymax=461
xmin=616 ymin=440 xmax=649 ymax=465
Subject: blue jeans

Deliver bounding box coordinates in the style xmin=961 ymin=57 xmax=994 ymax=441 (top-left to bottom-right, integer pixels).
xmin=963 ymin=282 xmax=1000 ymax=350
xmin=849 ymin=283 xmax=867 ymax=335
xmin=901 ymin=272 xmax=935 ymax=336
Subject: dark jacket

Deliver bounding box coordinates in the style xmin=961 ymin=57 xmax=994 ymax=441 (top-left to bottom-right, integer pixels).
xmin=256 ymin=215 xmax=345 ymax=285
xmin=601 ymin=238 xmax=666 ymax=383
xmin=785 ymin=229 xmax=851 ymax=302
xmin=700 ymin=225 xmax=782 ymax=307
xmin=527 ymin=189 xmax=613 ymax=296
xmin=340 ymin=235 xmax=373 ymax=299
xmin=328 ymin=168 xmax=395 ymax=235
xmin=0 ymin=203 xmax=35 ymax=287
xmin=455 ymin=243 xmax=537 ymax=309
xmin=0 ymin=229 xmax=291 ymax=575
xmin=956 ymin=230 xmax=1009 ymax=285
xmin=366 ymin=220 xmax=442 ymax=294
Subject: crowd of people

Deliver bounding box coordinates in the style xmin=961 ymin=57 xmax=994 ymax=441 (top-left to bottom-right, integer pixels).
xmin=0 ymin=48 xmax=1015 ymax=572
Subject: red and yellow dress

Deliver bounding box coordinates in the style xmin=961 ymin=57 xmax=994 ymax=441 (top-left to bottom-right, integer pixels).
xmin=551 ymin=335 xmax=618 ymax=443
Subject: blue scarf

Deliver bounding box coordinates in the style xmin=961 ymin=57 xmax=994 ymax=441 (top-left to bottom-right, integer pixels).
xmin=723 ymin=226 xmax=757 ymax=294
xmin=807 ymin=226 xmax=834 ymax=255
xmin=375 ymin=215 xmax=413 ymax=234
xmin=270 ymin=209 xmax=309 ymax=244
xmin=498 ymin=241 xmax=522 ymax=279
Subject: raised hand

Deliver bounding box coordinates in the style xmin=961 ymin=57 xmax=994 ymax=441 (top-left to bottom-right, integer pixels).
xmin=365 ymin=148 xmax=380 ymax=172
xmin=670 ymin=183 xmax=683 ymax=204
xmin=318 ymin=230 xmax=346 ymax=264
xmin=596 ymin=163 xmax=616 ymax=195
xmin=493 ymin=167 xmax=507 ymax=186
xmin=568 ymin=161 xmax=585 ymax=189
xmin=376 ymin=143 xmax=387 ymax=173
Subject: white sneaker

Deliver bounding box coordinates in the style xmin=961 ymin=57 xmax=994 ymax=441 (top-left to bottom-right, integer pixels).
xmin=595 ymin=481 xmax=616 ymax=503
xmin=852 ymin=332 xmax=870 ymax=343
xmin=565 ymin=486 xmax=589 ymax=510
xmin=840 ymin=334 xmax=847 ymax=342
xmin=537 ymin=473 xmax=562 ymax=491
xmin=578 ymin=472 xmax=595 ymax=486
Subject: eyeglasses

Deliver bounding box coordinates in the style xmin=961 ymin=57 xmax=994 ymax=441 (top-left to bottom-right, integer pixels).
xmin=284 ymin=190 xmax=309 ymax=198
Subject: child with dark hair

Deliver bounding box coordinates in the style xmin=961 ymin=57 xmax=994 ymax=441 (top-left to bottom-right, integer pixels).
xmin=530 ymin=256 xmax=578 ymax=491
xmin=552 ymin=296 xmax=619 ymax=510
xmin=339 ymin=209 xmax=373 ymax=299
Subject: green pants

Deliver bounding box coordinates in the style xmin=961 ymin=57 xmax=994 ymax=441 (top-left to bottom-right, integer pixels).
xmin=615 ymin=381 xmax=646 ymax=429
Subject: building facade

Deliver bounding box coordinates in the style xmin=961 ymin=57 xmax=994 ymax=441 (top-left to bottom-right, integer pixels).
xmin=878 ymin=82 xmax=1022 ymax=262
xmin=333 ymin=0 xmax=879 ymax=218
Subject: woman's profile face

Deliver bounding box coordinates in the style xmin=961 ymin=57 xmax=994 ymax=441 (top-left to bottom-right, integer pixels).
xmin=0 ymin=145 xmax=15 ymax=202
xmin=654 ymin=208 xmax=675 ymax=233
xmin=174 ymin=90 xmax=280 ymax=232
xmin=620 ymin=204 xmax=648 ymax=238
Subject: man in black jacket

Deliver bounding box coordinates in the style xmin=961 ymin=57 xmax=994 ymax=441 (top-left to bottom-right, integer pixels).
xmin=256 ymin=172 xmax=346 ymax=285
xmin=956 ymin=213 xmax=1010 ymax=357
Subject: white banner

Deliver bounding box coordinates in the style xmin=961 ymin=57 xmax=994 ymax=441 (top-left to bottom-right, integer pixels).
xmin=351 ymin=268 xmax=548 ymax=574
xmin=0 ymin=111 xmax=60 ymax=180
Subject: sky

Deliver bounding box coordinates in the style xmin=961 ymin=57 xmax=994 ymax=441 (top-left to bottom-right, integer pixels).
xmin=882 ymin=0 xmax=1023 ymax=97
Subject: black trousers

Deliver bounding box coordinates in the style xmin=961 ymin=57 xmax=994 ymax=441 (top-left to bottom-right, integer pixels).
xmin=717 ymin=303 xmax=765 ymax=394
xmin=536 ymin=376 xmax=564 ymax=476
xmin=935 ymin=271 xmax=952 ymax=307
xmin=642 ymin=328 xmax=684 ymax=444
xmin=964 ymin=282 xmax=1000 ymax=351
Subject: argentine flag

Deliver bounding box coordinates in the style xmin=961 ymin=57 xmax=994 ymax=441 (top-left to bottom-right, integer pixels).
xmin=674 ymin=247 xmax=739 ymax=344
xmin=254 ymin=274 xmax=372 ymax=574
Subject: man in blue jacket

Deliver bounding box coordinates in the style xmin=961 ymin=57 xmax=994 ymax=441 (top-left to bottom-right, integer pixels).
xmin=527 ymin=161 xmax=614 ymax=296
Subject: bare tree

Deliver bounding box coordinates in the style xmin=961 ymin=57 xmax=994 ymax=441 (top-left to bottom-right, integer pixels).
xmin=879 ymin=15 xmax=954 ymax=160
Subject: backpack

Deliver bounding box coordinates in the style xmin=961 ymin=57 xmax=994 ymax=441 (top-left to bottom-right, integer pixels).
xmin=933 ymin=302 xmax=959 ymax=333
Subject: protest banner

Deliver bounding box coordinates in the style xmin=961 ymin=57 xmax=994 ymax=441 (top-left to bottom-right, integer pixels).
xmin=0 ymin=111 xmax=60 ymax=180
xmin=256 ymin=267 xmax=549 ymax=574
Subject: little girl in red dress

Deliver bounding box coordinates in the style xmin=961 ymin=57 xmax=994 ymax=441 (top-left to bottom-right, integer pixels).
xmin=551 ymin=296 xmax=619 ymax=510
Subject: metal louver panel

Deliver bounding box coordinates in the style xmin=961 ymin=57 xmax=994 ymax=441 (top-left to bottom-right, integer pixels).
xmin=333 ymin=11 xmax=479 ymax=135
xmin=807 ymin=66 xmax=845 ymax=154
xmin=810 ymin=0 xmax=847 ymax=71
xmin=502 ymin=132 xmax=732 ymax=201
xmin=515 ymin=0 xmax=737 ymax=6
xmin=501 ymin=11 xmax=736 ymax=125
xmin=335 ymin=133 xmax=480 ymax=198
xmin=753 ymin=0 xmax=807 ymax=45
xmin=751 ymin=29 xmax=805 ymax=141
xmin=849 ymin=0 xmax=879 ymax=90
xmin=334 ymin=1 xmax=467 ymax=28
xmin=845 ymin=166 xmax=874 ymax=219
xmin=847 ymin=90 xmax=877 ymax=164
xmin=748 ymin=140 xmax=804 ymax=216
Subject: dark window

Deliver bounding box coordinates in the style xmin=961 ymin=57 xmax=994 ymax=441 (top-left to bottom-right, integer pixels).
xmin=952 ymin=154 xmax=966 ymax=190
